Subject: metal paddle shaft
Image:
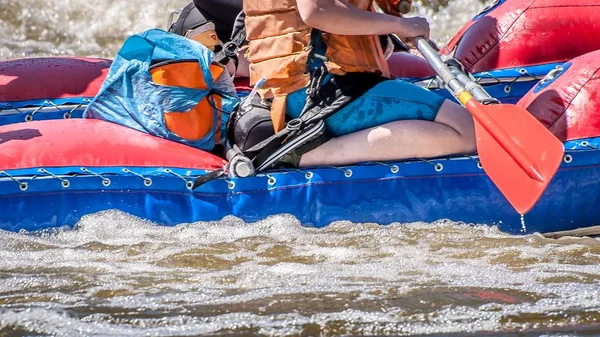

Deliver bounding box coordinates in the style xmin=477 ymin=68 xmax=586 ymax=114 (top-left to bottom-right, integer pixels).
xmin=414 ymin=38 xmax=464 ymax=92
xmin=412 ymin=37 xmax=565 ymax=214
xmin=447 ymin=63 xmax=494 ymax=102
xmin=416 ymin=38 xmax=492 ymax=101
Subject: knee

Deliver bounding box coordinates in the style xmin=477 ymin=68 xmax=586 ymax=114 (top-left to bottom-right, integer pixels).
xmin=462 ymin=130 xmax=477 ymax=154
xmin=437 ymin=101 xmax=474 ymax=131
xmin=435 ymin=100 xmax=477 ymax=153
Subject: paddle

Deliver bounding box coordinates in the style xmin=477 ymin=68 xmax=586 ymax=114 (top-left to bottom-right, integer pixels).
xmin=412 ymin=37 xmax=565 ymax=215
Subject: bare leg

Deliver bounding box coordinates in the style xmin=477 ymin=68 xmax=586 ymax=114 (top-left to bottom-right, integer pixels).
xmin=225 ymin=48 xmax=250 ymax=78
xmin=299 ymin=99 xmax=476 ymax=167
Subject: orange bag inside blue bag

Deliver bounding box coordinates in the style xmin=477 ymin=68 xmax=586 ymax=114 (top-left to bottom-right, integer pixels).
xmin=149 ymin=60 xmax=225 ymax=142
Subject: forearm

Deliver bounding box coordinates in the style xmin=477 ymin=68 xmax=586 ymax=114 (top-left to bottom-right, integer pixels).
xmin=297 ymin=0 xmax=410 ymax=36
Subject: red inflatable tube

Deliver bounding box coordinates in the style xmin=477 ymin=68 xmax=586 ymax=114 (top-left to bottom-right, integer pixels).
xmin=0 ymin=119 xmax=225 ymax=171
xmin=387 ymin=52 xmax=435 ymax=79
xmin=441 ymin=0 xmax=600 ymax=73
xmin=518 ymin=49 xmax=600 ymax=142
xmin=0 ymin=57 xmax=256 ymax=103
xmin=0 ymin=57 xmax=111 ymax=102
xmin=1 ymin=53 xmax=437 ymax=105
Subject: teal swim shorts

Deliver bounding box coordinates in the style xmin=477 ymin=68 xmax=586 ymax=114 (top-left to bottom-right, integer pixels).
xmin=286 ymin=78 xmax=446 ymax=137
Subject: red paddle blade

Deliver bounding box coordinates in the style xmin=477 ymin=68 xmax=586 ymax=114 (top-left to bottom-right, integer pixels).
xmin=469 ymin=102 xmax=565 ymax=214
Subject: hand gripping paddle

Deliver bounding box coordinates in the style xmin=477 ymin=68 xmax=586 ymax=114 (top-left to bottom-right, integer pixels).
xmin=413 ymin=37 xmax=565 ymax=214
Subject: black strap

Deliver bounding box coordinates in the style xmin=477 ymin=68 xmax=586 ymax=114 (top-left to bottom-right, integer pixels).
xmin=244 ymin=71 xmax=386 ymax=169
xmin=192 ymin=30 xmax=385 ymax=188
xmin=214 ymin=11 xmax=247 ymax=69
xmin=191 ymin=166 xmax=227 ymax=189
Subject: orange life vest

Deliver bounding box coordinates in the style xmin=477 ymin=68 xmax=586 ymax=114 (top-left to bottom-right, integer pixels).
xmin=244 ymin=0 xmax=401 ymax=132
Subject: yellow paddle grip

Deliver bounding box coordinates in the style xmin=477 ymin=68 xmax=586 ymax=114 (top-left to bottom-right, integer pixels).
xmin=458 ymin=91 xmax=474 ymax=106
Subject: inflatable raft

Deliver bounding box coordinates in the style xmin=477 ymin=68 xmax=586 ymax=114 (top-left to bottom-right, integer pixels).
xmin=2 ymin=0 xmax=600 ymax=236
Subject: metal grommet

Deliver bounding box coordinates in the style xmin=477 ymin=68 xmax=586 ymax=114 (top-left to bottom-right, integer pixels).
xmin=63 ymin=112 xmax=72 ymax=119
xmin=61 ymin=180 xmax=70 ymax=188
xmin=564 ymin=154 xmax=573 ymax=164
xmin=434 ymin=163 xmax=444 ymax=172
xmin=25 ymin=114 xmax=33 ymax=122
xmin=186 ymin=181 xmax=194 ymax=190
xmin=305 ymin=171 xmax=314 ymax=180
xmin=504 ymin=85 xmax=511 ymax=93
xmin=143 ymin=178 xmax=152 ymax=186
xmin=102 ymin=178 xmax=111 ymax=187
xmin=390 ymin=165 xmax=399 ymax=174
xmin=19 ymin=182 xmax=28 ymax=191
xmin=519 ymin=68 xmax=527 ymax=75
xmin=477 ymin=162 xmax=483 ymax=169
xmin=344 ymin=169 xmax=353 ymax=178
xmin=227 ymin=181 xmax=236 ymax=190
xmin=268 ymin=176 xmax=277 ymax=186
xmin=581 ymin=141 xmax=590 ymax=147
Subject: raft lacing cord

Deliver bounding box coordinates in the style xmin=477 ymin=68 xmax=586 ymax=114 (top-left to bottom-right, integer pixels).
xmin=26 ymin=106 xmax=44 ymax=120
xmin=259 ymin=167 xmax=315 ymax=180
xmin=122 ymin=168 xmax=153 ymax=187
xmin=38 ymin=168 xmax=70 ymax=188
xmin=0 ymin=171 xmax=28 ymax=191
xmin=249 ymin=159 xmax=455 ymax=183
xmin=420 ymin=68 xmax=544 ymax=91
xmin=280 ymin=167 xmax=316 ymax=180
xmin=0 ymin=102 xmax=21 ymax=113
xmin=472 ymin=68 xmax=539 ymax=85
xmin=164 ymin=168 xmax=194 ymax=190
xmin=325 ymin=166 xmax=354 ymax=178
xmin=1 ymin=145 xmax=594 ymax=192
xmin=580 ymin=141 xmax=598 ymax=150
xmin=418 ymin=158 xmax=444 ymax=172
xmin=0 ymin=99 xmax=91 ymax=119
xmin=421 ymin=77 xmax=439 ymax=90
xmin=63 ymin=99 xmax=91 ymax=118
xmin=503 ymin=68 xmax=532 ymax=93
xmin=80 ymin=167 xmax=111 ymax=187
xmin=465 ymin=156 xmax=483 ymax=169
xmin=374 ymin=162 xmax=400 ymax=174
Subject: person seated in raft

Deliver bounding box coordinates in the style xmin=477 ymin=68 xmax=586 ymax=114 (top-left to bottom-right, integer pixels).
xmin=241 ymin=0 xmax=477 ymax=167
xmin=172 ymin=0 xmax=426 ymax=83
xmin=192 ymin=0 xmax=252 ymax=78
xmin=168 ymin=0 xmax=249 ymax=78
xmin=171 ymin=0 xmax=433 ymax=85
xmin=193 ymin=0 xmax=242 ymax=43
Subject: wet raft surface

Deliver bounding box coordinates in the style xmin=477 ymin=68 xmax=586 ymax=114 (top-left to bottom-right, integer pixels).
xmin=1 ymin=211 xmax=600 ymax=336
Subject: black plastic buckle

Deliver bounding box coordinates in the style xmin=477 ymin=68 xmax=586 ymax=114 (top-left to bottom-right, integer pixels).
xmin=222 ymin=41 xmax=239 ymax=58
xmin=286 ymin=118 xmax=303 ymax=131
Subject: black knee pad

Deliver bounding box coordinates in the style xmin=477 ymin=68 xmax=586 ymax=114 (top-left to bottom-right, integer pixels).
xmin=228 ymin=95 xmax=275 ymax=152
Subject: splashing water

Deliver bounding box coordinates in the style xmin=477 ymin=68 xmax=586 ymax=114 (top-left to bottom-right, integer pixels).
xmin=0 ymin=0 xmax=487 ymax=60
xmin=1 ymin=211 xmax=600 ymax=336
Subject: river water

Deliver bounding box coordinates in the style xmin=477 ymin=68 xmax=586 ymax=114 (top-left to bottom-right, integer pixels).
xmin=2 ymin=1 xmax=600 ymax=336
xmin=1 ymin=0 xmax=485 ymax=60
